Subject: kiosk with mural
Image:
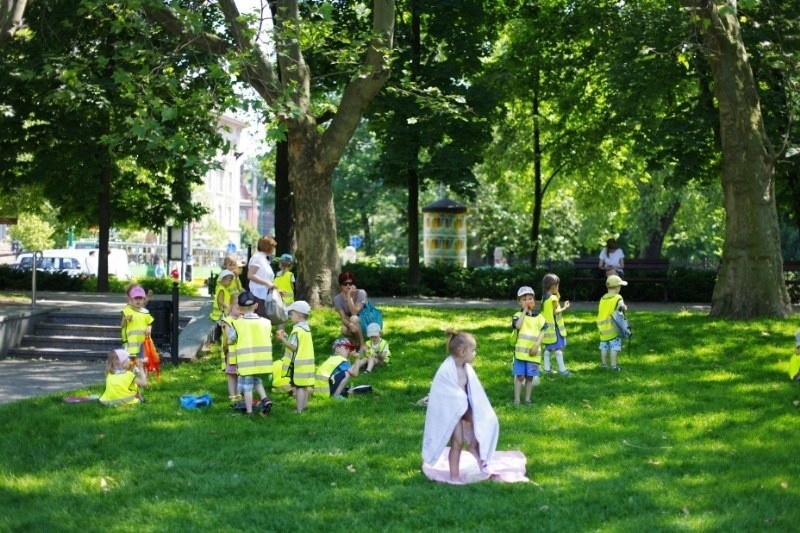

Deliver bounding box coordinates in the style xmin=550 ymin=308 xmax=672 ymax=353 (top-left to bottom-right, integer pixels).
xmin=422 ymin=197 xmax=467 ymax=267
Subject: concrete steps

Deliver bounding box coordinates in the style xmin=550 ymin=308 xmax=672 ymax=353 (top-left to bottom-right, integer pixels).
xmin=6 ymin=311 xmax=190 ymax=362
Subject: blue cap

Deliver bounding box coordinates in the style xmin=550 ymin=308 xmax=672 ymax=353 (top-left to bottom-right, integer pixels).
xmin=279 ymin=253 xmax=294 ymax=263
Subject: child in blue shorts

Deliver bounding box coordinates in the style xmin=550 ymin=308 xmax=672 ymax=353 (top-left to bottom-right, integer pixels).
xmin=512 ymin=286 xmax=548 ymax=405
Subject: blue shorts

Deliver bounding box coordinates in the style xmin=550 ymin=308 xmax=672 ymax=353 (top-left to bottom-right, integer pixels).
xmin=237 ymin=375 xmax=263 ymax=392
xmin=512 ymin=359 xmax=540 ymax=378
xmin=599 ymin=337 xmax=623 ymax=352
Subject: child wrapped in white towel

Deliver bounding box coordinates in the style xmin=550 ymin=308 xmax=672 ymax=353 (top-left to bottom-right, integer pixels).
xmin=422 ymin=328 xmax=499 ymax=483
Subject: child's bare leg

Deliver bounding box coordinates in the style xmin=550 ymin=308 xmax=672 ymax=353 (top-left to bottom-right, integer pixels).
xmin=448 ymin=422 xmax=465 ymax=481
xmin=227 ymin=374 xmax=238 ymax=398
xmin=333 ymin=374 xmax=350 ymax=397
xmin=600 ymin=349 xmax=608 ymax=367
xmin=610 ymin=350 xmax=619 ymax=369
xmin=524 ymin=377 xmax=533 ymax=403
xmin=366 ymin=356 xmax=375 ymax=373
xmin=513 ymin=376 xmax=523 ymax=405
xmin=242 ymin=389 xmax=254 ymax=414
xmin=555 ymin=350 xmax=567 ymax=373
xmin=295 ymin=386 xmax=308 ymax=412
xmin=255 ymin=381 xmax=269 ymax=402
xmin=543 ymin=350 xmax=552 ymax=373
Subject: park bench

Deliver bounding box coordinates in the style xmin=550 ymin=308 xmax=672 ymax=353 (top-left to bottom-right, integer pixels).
xmin=572 ymin=257 xmax=670 ymax=301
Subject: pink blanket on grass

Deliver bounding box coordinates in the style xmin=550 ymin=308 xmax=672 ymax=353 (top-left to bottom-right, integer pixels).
xmin=422 ymin=448 xmax=529 ymax=484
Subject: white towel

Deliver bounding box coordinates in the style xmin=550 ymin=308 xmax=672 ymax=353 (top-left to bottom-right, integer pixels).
xmin=422 ymin=356 xmax=499 ymax=466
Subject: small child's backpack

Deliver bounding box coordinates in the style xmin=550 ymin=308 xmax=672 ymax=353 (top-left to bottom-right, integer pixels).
xmin=610 ymin=301 xmax=632 ymax=340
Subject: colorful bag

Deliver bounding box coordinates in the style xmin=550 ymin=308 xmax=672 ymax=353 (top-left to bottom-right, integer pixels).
xmin=142 ymin=336 xmax=161 ymax=379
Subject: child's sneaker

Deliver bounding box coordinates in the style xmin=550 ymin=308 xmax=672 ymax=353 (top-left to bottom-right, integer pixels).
xmin=600 ymin=364 xmax=608 ymax=369
xmin=559 ymin=370 xmax=572 ymax=377
xmin=332 ymin=394 xmax=347 ymax=400
xmin=611 ymin=366 xmax=621 ymax=372
xmin=260 ymin=398 xmax=273 ymax=415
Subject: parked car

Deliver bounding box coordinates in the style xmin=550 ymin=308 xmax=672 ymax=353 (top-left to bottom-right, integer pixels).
xmin=13 ymin=254 xmax=84 ymax=277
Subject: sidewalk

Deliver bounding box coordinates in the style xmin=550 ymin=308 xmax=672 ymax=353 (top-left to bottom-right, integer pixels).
xmin=0 ymin=291 xmax=212 ymax=405
xmin=0 ymin=292 xmax=710 ymax=405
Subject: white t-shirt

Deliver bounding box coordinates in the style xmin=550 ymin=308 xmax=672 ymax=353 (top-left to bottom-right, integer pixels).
xmin=248 ymin=252 xmax=275 ymax=300
xmin=599 ymin=248 xmax=625 ymax=269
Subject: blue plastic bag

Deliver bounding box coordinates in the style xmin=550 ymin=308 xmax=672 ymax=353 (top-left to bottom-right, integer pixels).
xmin=180 ymin=393 xmax=212 ymax=409
xmin=359 ymin=300 xmax=384 ymax=337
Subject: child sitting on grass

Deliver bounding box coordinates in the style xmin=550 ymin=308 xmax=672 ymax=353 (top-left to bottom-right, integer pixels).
xmin=596 ymin=274 xmax=628 ymax=371
xmin=315 ymin=338 xmax=361 ymax=399
xmin=362 ymin=322 xmax=390 ymax=373
xmin=422 ymin=328 xmax=499 ymax=483
xmin=99 ymin=348 xmax=148 ymax=406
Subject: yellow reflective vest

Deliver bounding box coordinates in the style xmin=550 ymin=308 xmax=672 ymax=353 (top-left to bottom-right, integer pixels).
xmin=596 ymin=294 xmax=623 ymax=341
xmin=513 ymin=312 xmax=546 ymax=364
xmin=314 ymin=355 xmax=349 ymax=397
xmin=121 ymin=305 xmax=154 ymax=357
xmin=541 ymin=293 xmax=567 ymax=345
xmin=274 ymin=270 xmax=295 ymax=305
xmin=99 ymin=371 xmax=140 ymax=406
xmin=232 ymin=316 xmax=273 ymax=376
xmin=220 ymin=315 xmax=237 ymax=370
xmin=289 ymin=323 xmax=315 ymax=387
xmin=210 ymin=284 xmax=233 ymax=321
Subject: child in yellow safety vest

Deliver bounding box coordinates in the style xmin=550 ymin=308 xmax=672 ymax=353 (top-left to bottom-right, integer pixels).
xmin=315 ymin=338 xmax=362 ymax=399
xmin=276 ymin=300 xmax=315 ymax=413
xmin=540 ymin=273 xmax=571 ymax=377
xmin=120 ymin=285 xmax=154 ymax=362
xmin=274 ymin=253 xmax=296 ymax=306
xmin=222 ymin=291 xmax=274 ymax=416
xmin=596 ymin=275 xmax=628 ymax=372
xmin=99 ymin=348 xmax=148 ymax=406
xmin=512 ymin=286 xmax=548 ymax=406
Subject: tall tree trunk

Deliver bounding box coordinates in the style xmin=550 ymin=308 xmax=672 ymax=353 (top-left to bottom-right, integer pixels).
xmin=288 ymin=127 xmax=338 ymax=307
xmin=406 ymin=0 xmax=421 ymax=292
xmin=689 ymin=1 xmax=791 ymax=318
xmin=642 ymin=200 xmax=679 ymax=259
xmin=97 ymin=165 xmax=111 ymax=292
xmin=529 ymin=67 xmax=542 ymax=267
xmin=407 ymin=166 xmax=420 ymax=289
xmin=274 ymin=140 xmax=294 ymax=252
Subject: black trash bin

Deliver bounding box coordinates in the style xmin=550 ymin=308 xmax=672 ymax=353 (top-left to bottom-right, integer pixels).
xmin=148 ymin=300 xmax=173 ymax=347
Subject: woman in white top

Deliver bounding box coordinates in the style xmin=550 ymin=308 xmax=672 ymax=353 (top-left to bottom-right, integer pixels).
xmin=598 ymin=238 xmax=625 ymax=277
xmin=247 ymin=235 xmax=277 ymax=318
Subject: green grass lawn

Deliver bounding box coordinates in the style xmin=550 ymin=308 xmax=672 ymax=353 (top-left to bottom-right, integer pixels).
xmin=1 ymin=305 xmax=799 ymax=532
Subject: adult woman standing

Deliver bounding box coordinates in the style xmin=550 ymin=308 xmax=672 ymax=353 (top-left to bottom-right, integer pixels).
xmin=598 ymin=238 xmax=625 ymax=277
xmin=247 ymin=235 xmax=277 ymax=318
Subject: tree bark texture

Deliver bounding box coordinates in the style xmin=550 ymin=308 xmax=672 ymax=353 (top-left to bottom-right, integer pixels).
xmin=287 ymin=125 xmax=338 ymax=307
xmin=691 ymin=1 xmax=791 ymax=318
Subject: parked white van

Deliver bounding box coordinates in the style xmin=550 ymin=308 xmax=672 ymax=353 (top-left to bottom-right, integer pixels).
xmin=13 ymin=248 xmax=132 ymax=279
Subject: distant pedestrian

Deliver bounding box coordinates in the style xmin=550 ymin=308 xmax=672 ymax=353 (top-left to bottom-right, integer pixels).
xmin=598 ymin=238 xmax=625 ymax=278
